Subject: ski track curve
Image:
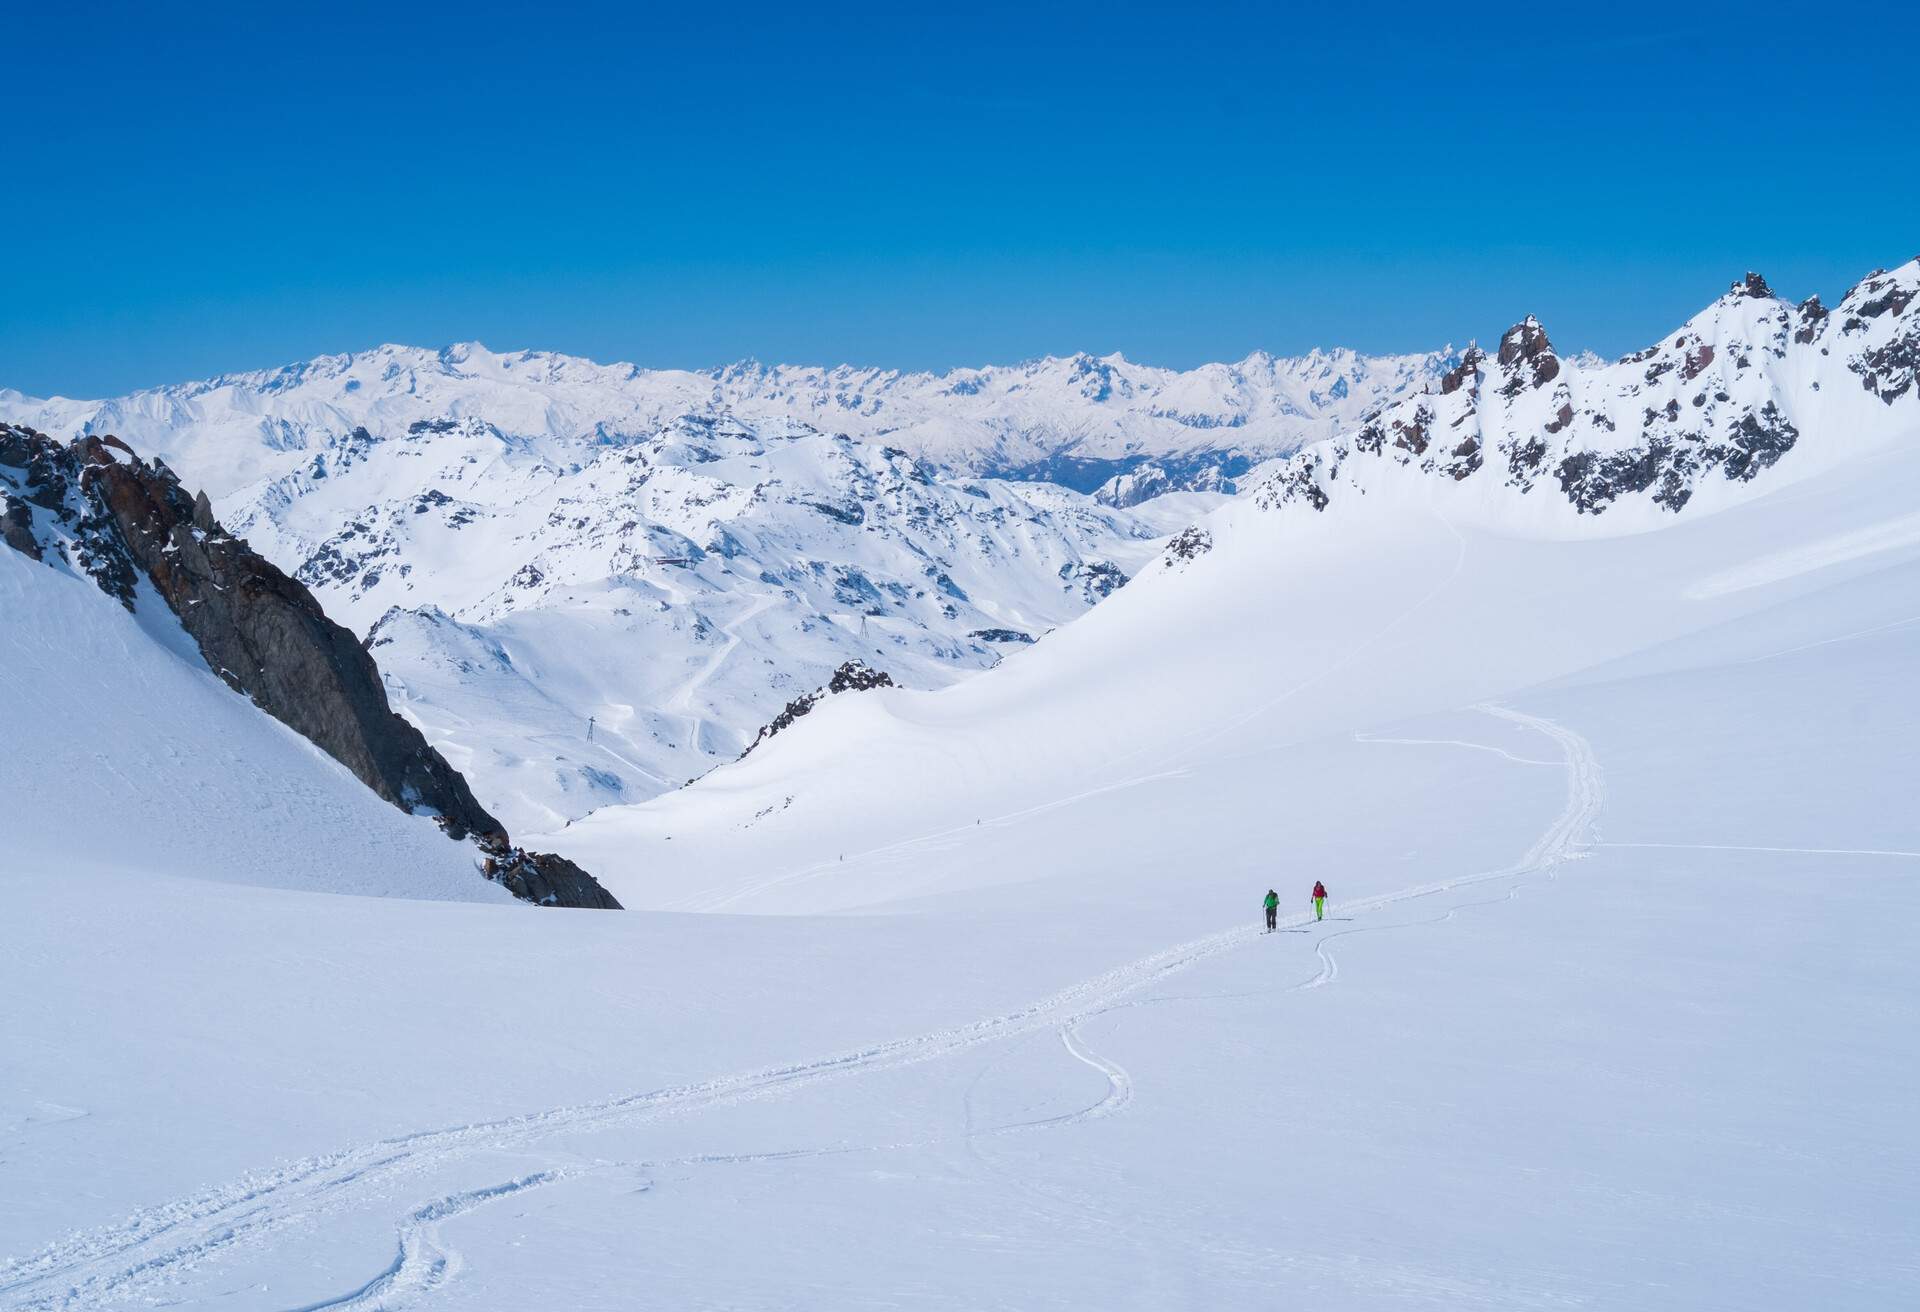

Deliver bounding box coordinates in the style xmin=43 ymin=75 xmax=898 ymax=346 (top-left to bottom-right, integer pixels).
xmin=283 ymin=1172 xmax=563 ymax=1312
xmin=0 ymin=703 xmax=1600 ymax=1312
xmin=1351 ymin=730 xmax=1559 ymax=767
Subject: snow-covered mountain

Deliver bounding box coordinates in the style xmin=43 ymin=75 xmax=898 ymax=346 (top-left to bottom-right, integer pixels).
xmin=2 ymin=345 xmax=1436 ymax=827
xmin=0 ymin=342 xmax=1452 ymax=505
xmin=0 ymin=340 xmax=1455 ymax=831
xmin=1244 ymin=268 xmax=1916 ymax=526
xmin=245 ymin=413 xmax=1196 ymax=829
xmin=7 ymin=261 xmax=1918 ymax=1311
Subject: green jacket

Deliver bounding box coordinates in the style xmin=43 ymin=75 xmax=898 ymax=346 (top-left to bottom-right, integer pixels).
xmin=1263 ymin=891 xmax=1279 ymax=910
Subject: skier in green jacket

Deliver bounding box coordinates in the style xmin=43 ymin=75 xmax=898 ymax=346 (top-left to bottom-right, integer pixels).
xmin=1263 ymin=888 xmax=1279 ymax=932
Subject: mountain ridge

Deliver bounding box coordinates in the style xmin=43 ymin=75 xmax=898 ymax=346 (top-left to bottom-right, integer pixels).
xmin=0 ymin=340 xmax=1458 ymax=507
xmin=1234 ymin=260 xmax=1920 ymax=533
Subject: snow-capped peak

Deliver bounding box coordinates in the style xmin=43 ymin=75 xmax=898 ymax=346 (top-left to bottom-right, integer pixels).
xmin=1235 ymin=260 xmax=1920 ymax=533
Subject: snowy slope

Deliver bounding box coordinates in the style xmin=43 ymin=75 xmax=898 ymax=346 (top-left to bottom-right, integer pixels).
xmin=0 ymin=545 xmax=512 ymax=904
xmin=7 ymin=584 xmax=1915 ymax=1309
xmin=1 ymin=422 xmax=614 ymax=907
xmin=7 ymin=340 xmax=1917 ymax=1309
xmin=4 ymin=262 xmax=1917 ymax=1310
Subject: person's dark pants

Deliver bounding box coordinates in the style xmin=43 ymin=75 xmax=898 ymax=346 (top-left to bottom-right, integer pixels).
xmin=1265 ymin=907 xmax=1277 ymax=930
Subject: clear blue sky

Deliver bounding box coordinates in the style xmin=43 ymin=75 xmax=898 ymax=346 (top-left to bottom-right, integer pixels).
xmin=5 ymin=0 xmax=1915 ymax=397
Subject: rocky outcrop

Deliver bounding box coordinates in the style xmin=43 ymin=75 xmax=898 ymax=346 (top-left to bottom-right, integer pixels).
xmin=740 ymin=660 xmax=895 ymax=758
xmin=0 ymin=424 xmax=620 ymax=909
xmin=1059 ymin=558 xmax=1128 ymax=603
xmin=1495 ymin=316 xmax=1561 ymax=394
xmin=1439 ymin=346 xmax=1485 ymax=395
xmin=1241 ymin=259 xmax=1919 ymax=523
xmin=1842 ymin=266 xmax=1920 ymax=404
xmin=479 ymin=843 xmax=622 ymax=909
xmin=1 ymin=490 xmax=38 ymax=559
xmin=1162 ymin=525 xmax=1214 ymax=563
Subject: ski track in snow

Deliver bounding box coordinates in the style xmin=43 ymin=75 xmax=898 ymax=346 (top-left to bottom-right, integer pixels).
xmin=0 ymin=705 xmax=1601 ymax=1312
xmin=282 ymin=1173 xmax=563 ymax=1312
xmin=667 ymin=592 xmax=780 ymax=754
xmin=1351 ymin=730 xmax=1559 ymax=767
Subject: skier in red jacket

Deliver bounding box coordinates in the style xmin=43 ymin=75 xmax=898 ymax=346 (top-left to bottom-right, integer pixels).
xmin=1311 ymin=881 xmax=1328 ymax=921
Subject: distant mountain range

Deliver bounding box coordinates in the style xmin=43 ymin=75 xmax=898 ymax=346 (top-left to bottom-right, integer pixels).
xmin=0 ymin=342 xmax=1459 ymax=506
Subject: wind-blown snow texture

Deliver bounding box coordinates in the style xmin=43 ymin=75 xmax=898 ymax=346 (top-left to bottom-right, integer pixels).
xmin=3 ymin=261 xmax=1918 ymax=1310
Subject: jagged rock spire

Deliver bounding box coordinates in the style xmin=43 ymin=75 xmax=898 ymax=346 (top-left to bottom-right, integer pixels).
xmin=1495 ymin=316 xmax=1560 ymax=392
xmin=1440 ymin=345 xmax=1486 ymax=395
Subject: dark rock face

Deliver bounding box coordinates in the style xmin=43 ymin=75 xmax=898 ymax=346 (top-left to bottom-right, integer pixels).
xmin=0 ymin=424 xmax=620 ymax=909
xmin=1719 ymin=402 xmax=1800 ymax=479
xmin=1495 ymin=317 xmax=1561 ymax=393
xmin=1851 ymin=275 xmax=1914 ymax=322
xmin=480 ymin=843 xmax=622 ymax=909
xmin=1853 ymin=333 xmax=1920 ymax=404
xmin=1389 ymin=405 xmax=1432 ymax=456
xmin=1252 ymin=452 xmax=1332 ymax=512
xmin=1 ymin=491 xmax=39 ymax=559
xmin=1440 ymin=347 xmax=1485 ymax=396
xmin=1445 ymin=436 xmax=1483 ymax=480
xmin=1546 ymin=395 xmax=1799 ymax=517
xmin=77 ymin=434 xmax=506 ymax=839
xmin=824 ymin=660 xmax=894 ymax=696
xmin=740 ymin=660 xmax=895 ymax=759
xmin=969 ymin=627 xmax=1035 ymax=644
xmin=1794 ymin=295 xmax=1829 ymax=344
xmin=1507 ymin=434 xmax=1549 ymax=485
xmin=1163 ymin=526 xmax=1213 ymax=563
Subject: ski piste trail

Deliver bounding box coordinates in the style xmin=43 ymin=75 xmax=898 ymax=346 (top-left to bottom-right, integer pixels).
xmin=666 ymin=591 xmax=781 ymax=753
xmin=0 ymin=705 xmax=1602 ymax=1312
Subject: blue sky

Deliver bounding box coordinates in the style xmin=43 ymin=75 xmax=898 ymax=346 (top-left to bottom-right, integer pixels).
xmin=5 ymin=0 xmax=1914 ymax=396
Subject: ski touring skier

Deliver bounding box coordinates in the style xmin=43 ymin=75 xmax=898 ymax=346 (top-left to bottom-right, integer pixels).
xmin=1311 ymin=880 xmax=1328 ymax=921
xmin=1264 ymin=888 xmax=1279 ymax=932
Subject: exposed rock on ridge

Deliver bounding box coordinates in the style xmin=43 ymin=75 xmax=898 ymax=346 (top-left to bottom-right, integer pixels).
xmin=740 ymin=660 xmax=896 ymax=759
xmin=1250 ymin=258 xmax=1920 ymax=520
xmin=0 ymin=423 xmax=620 ymax=909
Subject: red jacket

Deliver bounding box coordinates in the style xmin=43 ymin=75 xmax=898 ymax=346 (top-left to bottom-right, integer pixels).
xmin=1312 ymin=882 xmax=1327 ymax=899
